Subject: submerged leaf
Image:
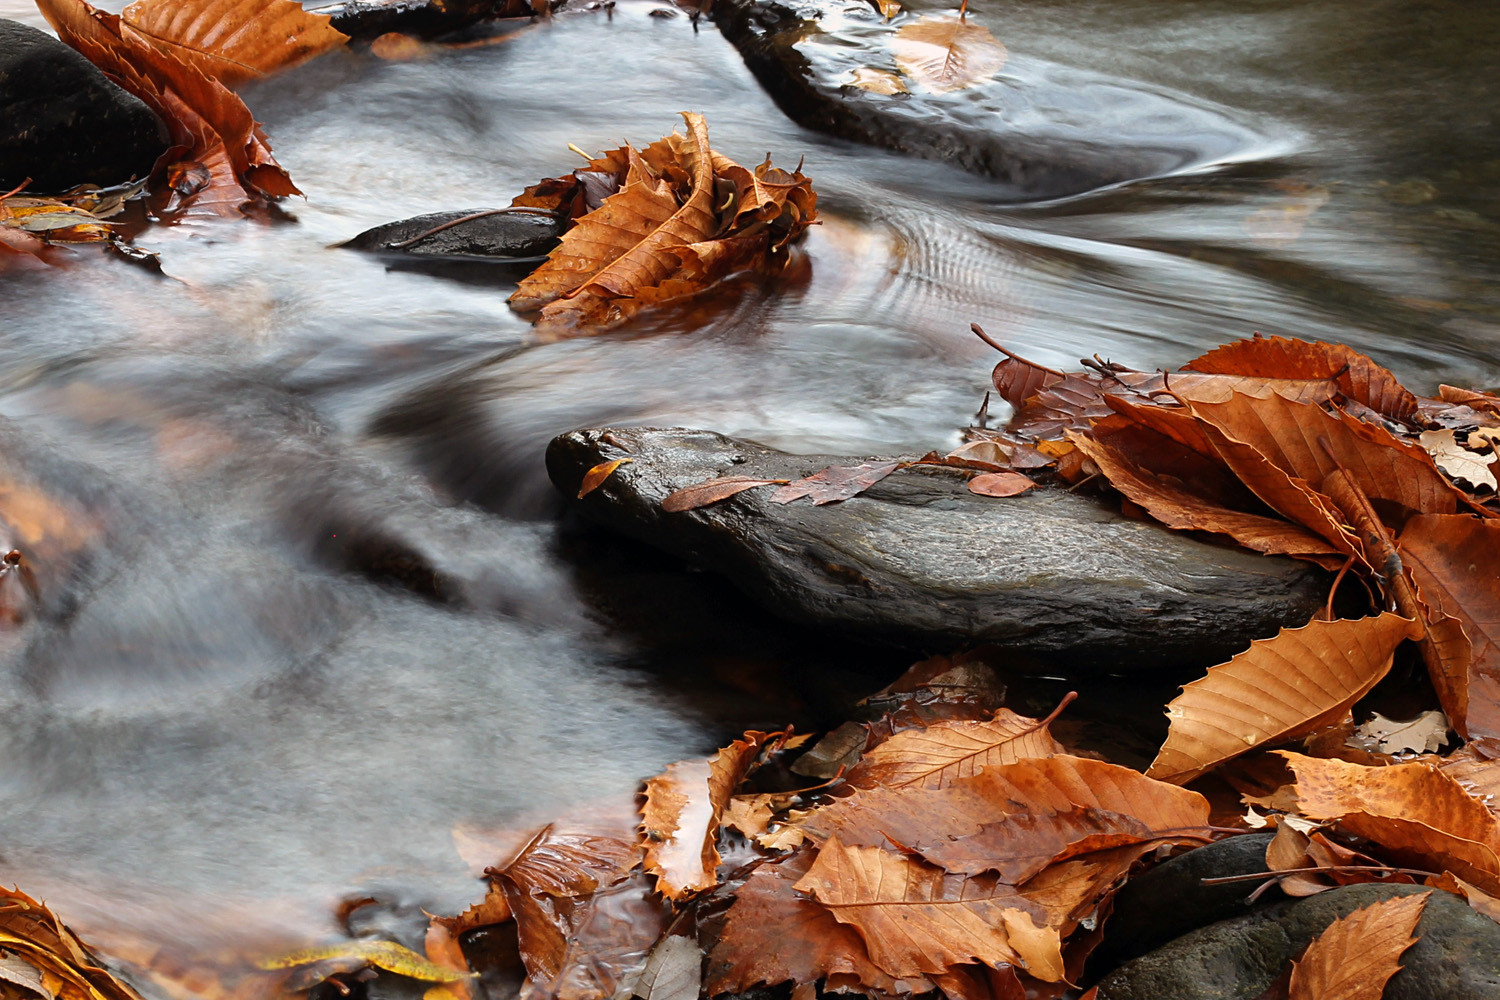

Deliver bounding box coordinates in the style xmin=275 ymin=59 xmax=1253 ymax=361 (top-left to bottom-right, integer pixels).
xmin=891 ymin=14 xmax=1008 ymax=95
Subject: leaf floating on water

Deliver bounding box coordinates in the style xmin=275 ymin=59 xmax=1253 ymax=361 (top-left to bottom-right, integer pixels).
xmin=1147 ymin=614 xmax=1421 ymax=784
xmin=577 ymin=458 xmax=632 ymax=498
xmin=1286 ymin=892 xmax=1429 ymax=1000
xmin=966 ymin=472 xmax=1034 ymax=497
xmin=846 ymin=67 xmax=908 ymax=94
xmin=770 ymin=462 xmax=901 ymax=505
xmin=258 ymin=940 xmax=474 ymax=982
xmin=891 ymin=13 xmax=1008 ymax=95
xmin=660 ymin=477 xmax=787 ymax=512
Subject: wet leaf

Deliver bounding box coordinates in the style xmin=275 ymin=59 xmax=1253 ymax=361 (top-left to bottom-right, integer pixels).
xmin=1419 ymin=429 xmax=1497 ymax=490
xmin=793 ymin=838 xmax=1065 ymax=981
xmin=1286 ymin=892 xmax=1428 ymax=1000
xmin=770 ymin=462 xmax=901 ymax=505
xmin=1147 ymin=614 xmax=1420 ymax=784
xmin=660 ymin=477 xmax=786 ymax=512
xmin=259 ymin=940 xmax=473 ymax=982
xmin=891 ymin=13 xmax=1008 ymax=95
xmin=118 ymin=0 xmax=347 ymax=88
xmin=0 ymin=886 xmax=144 ymax=1000
xmin=843 ymin=708 xmax=1064 ymax=790
xmin=577 ymin=458 xmax=631 ymax=498
xmin=967 ymin=472 xmax=1035 ymax=497
xmin=846 ymin=67 xmax=907 ymax=94
xmin=640 ymin=731 xmax=775 ymax=900
xmin=624 ymin=936 xmax=700 ymax=1000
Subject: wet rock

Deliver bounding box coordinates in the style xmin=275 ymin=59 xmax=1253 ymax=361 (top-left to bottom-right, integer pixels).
xmin=1087 ymin=833 xmax=1282 ymax=976
xmin=710 ymin=0 xmax=1261 ymax=199
xmin=342 ymin=208 xmax=565 ymax=264
xmin=0 ymin=19 xmax=168 ymax=192
xmin=1094 ymin=883 xmax=1500 ymax=1000
xmin=545 ymin=427 xmax=1329 ymax=668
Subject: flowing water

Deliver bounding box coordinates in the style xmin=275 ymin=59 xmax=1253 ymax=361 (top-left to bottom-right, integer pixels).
xmin=0 ymin=0 xmax=1497 ymax=970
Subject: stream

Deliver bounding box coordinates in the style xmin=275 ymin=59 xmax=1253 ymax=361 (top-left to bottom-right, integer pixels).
xmin=0 ymin=0 xmax=1497 ymax=972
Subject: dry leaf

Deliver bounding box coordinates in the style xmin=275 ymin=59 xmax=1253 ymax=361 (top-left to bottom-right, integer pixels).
xmin=1419 ymin=429 xmax=1498 ymax=490
xmin=118 ymin=0 xmax=347 ymax=87
xmin=1286 ymin=892 xmax=1429 ymax=1000
xmin=1148 ymin=614 xmax=1420 ymax=784
xmin=843 ymin=708 xmax=1063 ymax=790
xmin=1350 ymin=711 xmax=1449 ymax=755
xmin=660 ymin=477 xmax=786 ymax=512
xmin=967 ymin=472 xmax=1035 ymax=497
xmin=0 ymin=887 xmax=144 ymax=1000
xmin=891 ymin=13 xmax=1008 ymax=95
xmin=770 ymin=462 xmax=901 ymax=505
xmin=794 ymin=838 xmax=1065 ymax=981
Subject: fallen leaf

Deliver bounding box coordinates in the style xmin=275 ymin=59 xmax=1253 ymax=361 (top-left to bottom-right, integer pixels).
xmin=1277 ymin=752 xmax=1500 ymax=895
xmin=660 ymin=477 xmax=786 ymax=512
xmin=1147 ymin=614 xmax=1420 ymax=784
xmin=846 ymin=67 xmax=908 ymax=94
xmin=623 ymin=936 xmax=700 ymax=1000
xmin=577 ymin=458 xmax=632 ymax=498
xmin=1286 ymin=892 xmax=1429 ymax=1000
xmin=0 ymin=887 xmax=144 ymax=1000
xmin=1419 ymin=429 xmax=1498 ymax=489
xmin=770 ymin=462 xmax=901 ymax=505
xmin=796 ymin=838 xmax=1064 ymax=980
xmin=869 ymin=0 xmax=900 ymax=18
xmin=967 ymin=472 xmax=1035 ymax=497
xmin=1428 ymin=872 xmax=1500 ymax=923
xmin=117 ymin=0 xmax=347 ymax=87
xmin=258 ymin=940 xmax=473 ymax=982
xmin=1351 ymin=711 xmax=1449 ymax=755
xmin=843 ymin=708 xmax=1064 ymax=790
xmin=891 ymin=13 xmax=1008 ymax=95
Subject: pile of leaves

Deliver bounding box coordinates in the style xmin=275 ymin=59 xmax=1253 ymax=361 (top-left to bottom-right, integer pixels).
xmin=33 ymin=0 xmax=347 ymax=220
xmin=0 ymin=886 xmax=144 ymax=1000
xmin=0 ymin=181 xmax=140 ymax=268
xmin=506 ymin=112 xmax=818 ymax=337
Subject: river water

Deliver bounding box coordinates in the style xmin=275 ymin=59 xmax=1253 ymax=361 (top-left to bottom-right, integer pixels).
xmin=0 ymin=0 xmax=1497 ymax=971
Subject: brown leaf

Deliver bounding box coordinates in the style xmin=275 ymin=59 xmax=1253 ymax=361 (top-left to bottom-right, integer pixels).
xmin=770 ymin=462 xmax=901 ymax=505
xmin=1184 ymin=335 xmax=1419 ymax=425
xmin=980 ymin=333 xmax=1064 ymax=409
xmin=0 ymin=887 xmax=145 ymax=1000
xmin=1067 ymin=431 xmax=1343 ymax=562
xmin=706 ymin=847 xmax=930 ymax=995
xmin=793 ymin=838 xmax=1065 ymax=981
xmin=1278 ymin=752 xmax=1500 ymax=895
xmin=640 ymin=731 xmax=774 ymax=900
xmin=1428 ymin=872 xmax=1500 ymax=924
xmin=1147 ymin=614 xmax=1420 ymax=784
xmin=1399 ymin=514 xmax=1500 ymax=738
xmin=119 ymin=0 xmax=347 ymax=88
xmin=1286 ymin=892 xmax=1428 ymax=1000
xmin=804 ymin=755 xmax=1210 ymax=884
xmin=576 ymin=458 xmax=631 ymax=499
xmin=843 ymin=708 xmax=1063 ymax=790
xmin=892 ymin=14 xmax=1008 ymax=95
xmin=967 ymin=472 xmax=1035 ymax=498
xmin=660 ymin=477 xmax=786 ymax=512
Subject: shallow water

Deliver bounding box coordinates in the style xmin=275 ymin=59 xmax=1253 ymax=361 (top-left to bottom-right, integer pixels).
xmin=0 ymin=0 xmax=1497 ymax=967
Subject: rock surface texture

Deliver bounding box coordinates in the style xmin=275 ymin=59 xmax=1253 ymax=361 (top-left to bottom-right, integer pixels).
xmin=0 ymin=19 xmax=168 ymax=192
xmin=710 ymin=0 xmax=1262 ymax=199
xmin=546 ymin=427 xmax=1330 ymax=668
xmin=1095 ymin=883 xmax=1500 ymax=1000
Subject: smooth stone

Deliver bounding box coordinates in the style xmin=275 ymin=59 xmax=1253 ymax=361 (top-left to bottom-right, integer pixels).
xmin=710 ymin=0 xmax=1263 ymax=200
xmin=545 ymin=427 xmax=1330 ymax=668
xmin=1094 ymin=883 xmax=1500 ymax=1000
xmin=0 ymin=19 xmax=167 ymax=192
xmin=342 ymin=208 xmax=564 ymax=263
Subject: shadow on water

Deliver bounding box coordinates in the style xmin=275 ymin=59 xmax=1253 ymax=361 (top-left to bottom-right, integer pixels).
xmin=0 ymin=0 xmax=1496 ymax=962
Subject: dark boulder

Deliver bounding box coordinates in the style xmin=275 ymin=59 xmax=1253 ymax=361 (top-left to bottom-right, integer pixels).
xmin=710 ymin=0 xmax=1262 ymax=200
xmin=342 ymin=207 xmax=564 ymax=264
xmin=545 ymin=427 xmax=1330 ymax=669
xmin=0 ymin=19 xmax=168 ymax=192
xmin=1094 ymin=883 xmax=1500 ymax=1000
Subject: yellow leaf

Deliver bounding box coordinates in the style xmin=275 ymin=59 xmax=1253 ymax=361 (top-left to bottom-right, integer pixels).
xmin=257 ymin=941 xmax=474 ymax=982
xmin=577 ymin=458 xmax=632 ymax=498
xmin=846 ymin=67 xmax=908 ymax=95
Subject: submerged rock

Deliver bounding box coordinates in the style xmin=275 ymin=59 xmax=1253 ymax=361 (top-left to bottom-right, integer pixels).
xmin=0 ymin=19 xmax=168 ymax=192
xmin=710 ymin=0 xmax=1262 ymax=200
xmin=342 ymin=207 xmax=565 ymax=263
xmin=546 ymin=427 xmax=1329 ymax=668
xmin=1094 ymin=883 xmax=1500 ymax=999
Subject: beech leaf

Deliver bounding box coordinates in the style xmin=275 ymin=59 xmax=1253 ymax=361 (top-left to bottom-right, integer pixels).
xmin=842 ymin=708 xmax=1064 ymax=790
xmin=891 ymin=13 xmax=1008 ymax=95
xmin=1286 ymin=892 xmax=1429 ymax=1000
xmin=119 ymin=0 xmax=348 ymax=88
xmin=660 ymin=477 xmax=786 ymax=512
xmin=1147 ymin=613 xmax=1420 ymax=784
xmin=770 ymin=462 xmax=901 ymax=505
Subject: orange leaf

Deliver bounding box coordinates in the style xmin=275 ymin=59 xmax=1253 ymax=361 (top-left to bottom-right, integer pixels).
xmin=793 ymin=838 xmax=1065 ymax=981
xmin=1147 ymin=614 xmax=1420 ymax=784
xmin=660 ymin=477 xmax=785 ymax=512
xmin=1286 ymin=892 xmax=1429 ymax=1000
xmin=967 ymin=472 xmax=1035 ymax=498
xmin=639 ymin=731 xmax=774 ymax=900
xmin=576 ymin=458 xmax=631 ymax=499
xmin=843 ymin=708 xmax=1062 ymax=791
xmin=119 ymin=0 xmax=347 ymax=88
